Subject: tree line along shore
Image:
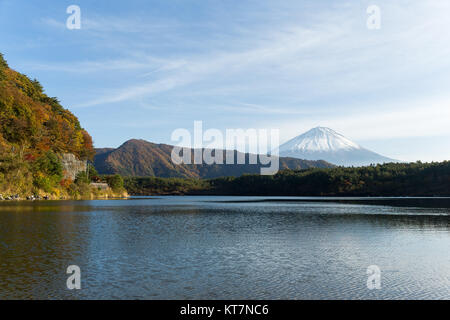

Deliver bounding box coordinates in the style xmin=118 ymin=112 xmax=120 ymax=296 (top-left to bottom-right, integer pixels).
xmin=123 ymin=161 xmax=450 ymax=197
xmin=5 ymin=156 xmax=449 ymax=200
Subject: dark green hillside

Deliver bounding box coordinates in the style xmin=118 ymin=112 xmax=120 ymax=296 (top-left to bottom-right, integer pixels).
xmin=208 ymin=161 xmax=450 ymax=196
xmin=123 ymin=161 xmax=450 ymax=196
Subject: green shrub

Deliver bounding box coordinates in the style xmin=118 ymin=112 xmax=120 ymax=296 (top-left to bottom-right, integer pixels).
xmin=33 ymin=175 xmax=54 ymax=193
xmin=107 ymin=174 xmax=124 ymax=192
xmin=75 ymin=171 xmax=90 ymax=184
xmin=34 ymin=151 xmax=63 ymax=178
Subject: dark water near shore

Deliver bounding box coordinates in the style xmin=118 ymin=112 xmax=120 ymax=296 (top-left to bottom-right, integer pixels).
xmin=0 ymin=196 xmax=449 ymax=300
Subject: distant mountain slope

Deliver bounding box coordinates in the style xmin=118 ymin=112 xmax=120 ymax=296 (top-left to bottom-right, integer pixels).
xmin=94 ymin=139 xmax=334 ymax=178
xmin=279 ymin=127 xmax=397 ymax=166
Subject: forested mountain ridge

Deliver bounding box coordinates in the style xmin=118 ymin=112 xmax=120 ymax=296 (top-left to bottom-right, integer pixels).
xmin=94 ymin=139 xmax=335 ymax=178
xmin=0 ymin=53 xmax=94 ymax=159
xmin=0 ymin=53 xmax=104 ymax=198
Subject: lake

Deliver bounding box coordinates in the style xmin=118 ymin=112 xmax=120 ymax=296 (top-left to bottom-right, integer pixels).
xmin=0 ymin=196 xmax=449 ymax=299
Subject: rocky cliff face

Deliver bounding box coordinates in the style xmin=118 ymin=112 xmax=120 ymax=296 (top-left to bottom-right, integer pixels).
xmin=61 ymin=153 xmax=87 ymax=180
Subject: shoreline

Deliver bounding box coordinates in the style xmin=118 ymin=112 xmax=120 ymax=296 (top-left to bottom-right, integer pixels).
xmin=0 ymin=191 xmax=129 ymax=201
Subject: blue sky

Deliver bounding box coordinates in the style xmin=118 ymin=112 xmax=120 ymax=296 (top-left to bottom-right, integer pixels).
xmin=1 ymin=0 xmax=450 ymax=161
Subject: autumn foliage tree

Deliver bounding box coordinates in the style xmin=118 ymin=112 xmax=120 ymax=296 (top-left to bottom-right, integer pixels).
xmin=0 ymin=53 xmax=94 ymax=160
xmin=0 ymin=52 xmax=95 ymax=195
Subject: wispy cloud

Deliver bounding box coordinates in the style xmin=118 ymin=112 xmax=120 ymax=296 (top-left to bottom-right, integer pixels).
xmin=82 ymin=16 xmax=182 ymax=34
xmin=41 ymin=17 xmax=66 ymax=29
xmin=11 ymin=0 xmax=450 ymax=160
xmin=77 ymin=25 xmax=342 ymax=107
xmin=278 ymin=95 xmax=450 ymax=142
xmin=23 ymin=56 xmax=180 ymax=74
xmin=73 ymin=0 xmax=450 ymax=112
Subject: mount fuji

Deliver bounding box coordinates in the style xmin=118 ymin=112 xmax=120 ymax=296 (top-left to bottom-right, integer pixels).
xmin=278 ymin=127 xmax=397 ymax=166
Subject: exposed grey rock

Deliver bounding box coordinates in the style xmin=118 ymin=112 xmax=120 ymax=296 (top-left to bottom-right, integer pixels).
xmin=61 ymin=153 xmax=87 ymax=180
xmin=90 ymin=182 xmax=109 ymax=190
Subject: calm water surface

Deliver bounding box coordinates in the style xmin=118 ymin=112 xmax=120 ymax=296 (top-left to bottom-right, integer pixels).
xmin=0 ymin=196 xmax=449 ymax=299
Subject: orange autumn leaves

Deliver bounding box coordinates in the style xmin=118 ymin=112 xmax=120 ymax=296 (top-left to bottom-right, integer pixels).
xmin=0 ymin=53 xmax=94 ymax=160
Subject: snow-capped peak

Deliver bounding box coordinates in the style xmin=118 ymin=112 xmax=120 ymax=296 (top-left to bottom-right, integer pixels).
xmin=278 ymin=127 xmax=397 ymax=166
xmin=279 ymin=127 xmax=362 ymax=153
